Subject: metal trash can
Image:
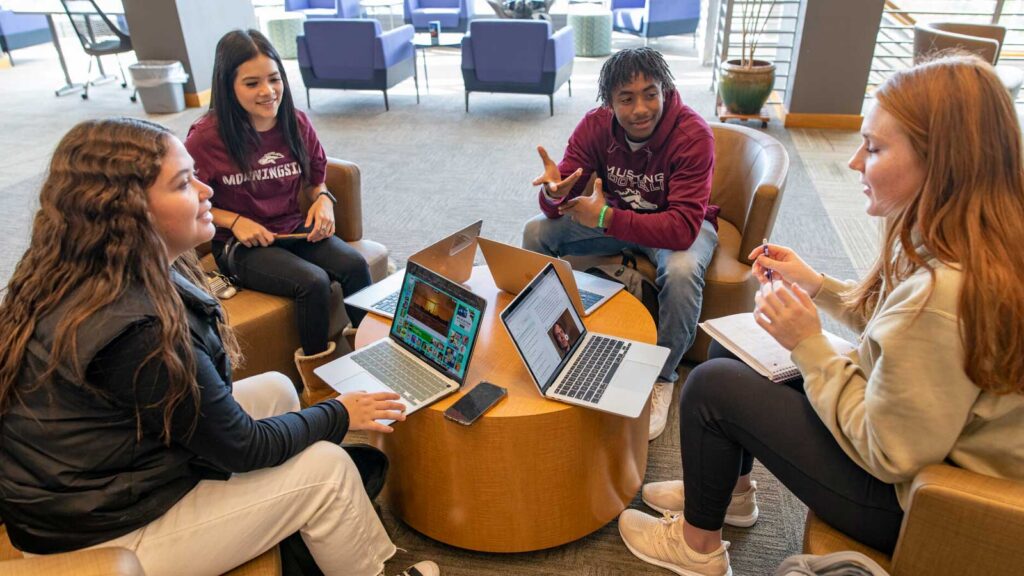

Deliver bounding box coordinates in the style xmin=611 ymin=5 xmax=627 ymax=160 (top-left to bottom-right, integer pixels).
xmin=129 ymin=60 xmax=189 ymax=114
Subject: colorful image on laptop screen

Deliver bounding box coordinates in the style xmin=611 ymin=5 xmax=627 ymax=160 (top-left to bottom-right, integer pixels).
xmin=391 ymin=269 xmax=482 ymax=381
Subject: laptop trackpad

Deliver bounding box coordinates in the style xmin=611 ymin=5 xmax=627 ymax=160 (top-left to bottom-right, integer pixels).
xmin=333 ymin=372 xmax=401 ymax=426
xmin=334 ymin=371 xmax=391 ymax=395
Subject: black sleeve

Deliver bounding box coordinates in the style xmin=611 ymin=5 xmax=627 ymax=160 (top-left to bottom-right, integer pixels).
xmin=87 ymin=320 xmax=350 ymax=473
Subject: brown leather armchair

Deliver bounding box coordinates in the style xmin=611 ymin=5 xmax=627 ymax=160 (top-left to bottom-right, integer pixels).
xmin=199 ymin=157 xmax=389 ymax=385
xmin=803 ymin=464 xmax=1024 ymax=575
xmin=565 ymin=122 xmax=789 ymax=362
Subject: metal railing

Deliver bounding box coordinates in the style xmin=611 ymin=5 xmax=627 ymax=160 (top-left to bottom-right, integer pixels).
xmin=867 ymin=0 xmax=1024 ymax=102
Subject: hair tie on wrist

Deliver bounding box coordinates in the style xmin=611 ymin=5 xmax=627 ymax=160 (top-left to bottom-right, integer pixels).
xmin=229 ymin=214 xmax=241 ymax=230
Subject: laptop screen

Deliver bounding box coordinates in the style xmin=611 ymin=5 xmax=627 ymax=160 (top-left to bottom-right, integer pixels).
xmin=500 ymin=263 xmax=586 ymax=393
xmin=389 ymin=261 xmax=485 ymax=384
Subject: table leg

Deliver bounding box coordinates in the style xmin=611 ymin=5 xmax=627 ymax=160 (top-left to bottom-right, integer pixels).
xmin=47 ymin=14 xmax=85 ymax=97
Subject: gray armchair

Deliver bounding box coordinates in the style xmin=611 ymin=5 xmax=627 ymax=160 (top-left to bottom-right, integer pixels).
xmin=913 ymin=22 xmax=1023 ymax=99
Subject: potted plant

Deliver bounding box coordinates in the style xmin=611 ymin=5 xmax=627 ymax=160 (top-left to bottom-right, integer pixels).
xmin=719 ymin=0 xmax=777 ymax=115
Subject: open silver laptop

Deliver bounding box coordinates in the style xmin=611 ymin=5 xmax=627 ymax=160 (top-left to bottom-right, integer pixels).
xmin=345 ymin=220 xmax=482 ymax=319
xmin=478 ymin=237 xmax=623 ymax=316
xmin=315 ymin=261 xmax=486 ymax=422
xmin=500 ymin=263 xmax=668 ymax=418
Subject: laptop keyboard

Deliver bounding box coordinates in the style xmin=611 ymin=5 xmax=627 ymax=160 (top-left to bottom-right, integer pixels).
xmin=371 ymin=292 xmax=400 ymax=314
xmin=579 ymin=289 xmax=602 ymax=309
xmin=350 ymin=344 xmax=452 ymax=405
xmin=554 ymin=336 xmax=631 ymax=404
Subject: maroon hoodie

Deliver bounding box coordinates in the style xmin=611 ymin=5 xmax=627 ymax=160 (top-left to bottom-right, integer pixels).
xmin=540 ymin=90 xmax=717 ymax=251
xmin=185 ymin=111 xmax=327 ymax=243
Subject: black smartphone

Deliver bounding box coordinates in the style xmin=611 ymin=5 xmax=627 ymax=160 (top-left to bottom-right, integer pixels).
xmin=444 ymin=381 xmax=507 ymax=426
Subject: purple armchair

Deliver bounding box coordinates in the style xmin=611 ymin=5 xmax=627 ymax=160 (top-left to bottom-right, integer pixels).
xmin=285 ymin=0 xmax=363 ymax=18
xmin=461 ymin=19 xmax=574 ymax=116
xmin=297 ymin=19 xmax=419 ymax=110
xmin=403 ymin=0 xmax=474 ymax=33
xmin=0 ymin=9 xmax=51 ymax=65
xmin=611 ymin=0 xmax=700 ymax=40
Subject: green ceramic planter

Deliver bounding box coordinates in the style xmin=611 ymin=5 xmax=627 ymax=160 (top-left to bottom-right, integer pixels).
xmin=719 ymin=59 xmax=776 ymax=115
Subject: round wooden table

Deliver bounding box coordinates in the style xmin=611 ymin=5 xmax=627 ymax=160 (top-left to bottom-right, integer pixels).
xmin=357 ymin=266 xmax=656 ymax=552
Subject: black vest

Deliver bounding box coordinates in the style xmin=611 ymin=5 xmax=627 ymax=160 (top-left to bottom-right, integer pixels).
xmin=0 ymin=271 xmax=231 ymax=554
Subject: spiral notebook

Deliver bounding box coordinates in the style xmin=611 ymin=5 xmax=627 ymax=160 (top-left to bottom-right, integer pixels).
xmin=700 ymin=313 xmax=856 ymax=383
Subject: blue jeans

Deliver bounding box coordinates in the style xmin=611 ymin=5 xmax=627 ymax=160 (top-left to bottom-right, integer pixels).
xmin=522 ymin=214 xmax=718 ymax=382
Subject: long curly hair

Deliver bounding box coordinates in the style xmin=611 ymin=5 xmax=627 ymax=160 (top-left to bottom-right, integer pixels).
xmin=847 ymin=54 xmax=1024 ymax=395
xmin=0 ymin=118 xmax=240 ymax=441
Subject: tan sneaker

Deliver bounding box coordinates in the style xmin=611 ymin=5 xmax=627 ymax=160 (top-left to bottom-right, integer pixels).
xmin=619 ymin=509 xmax=732 ymax=576
xmin=649 ymin=380 xmax=674 ymax=441
xmin=641 ymin=480 xmax=758 ymax=528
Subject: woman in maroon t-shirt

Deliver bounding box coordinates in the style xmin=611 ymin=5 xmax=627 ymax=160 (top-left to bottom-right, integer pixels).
xmin=185 ymin=30 xmax=371 ymax=399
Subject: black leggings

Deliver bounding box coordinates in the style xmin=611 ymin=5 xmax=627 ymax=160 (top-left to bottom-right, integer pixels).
xmin=214 ymin=234 xmax=371 ymax=355
xmin=679 ymin=341 xmax=904 ymax=553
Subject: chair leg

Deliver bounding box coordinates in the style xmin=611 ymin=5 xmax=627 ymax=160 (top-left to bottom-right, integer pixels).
xmin=306 ymin=88 xmax=310 ymax=108
xmin=465 ymin=91 xmax=470 ymax=113
xmin=116 ymin=54 xmax=127 ymax=88
xmin=383 ymin=89 xmax=389 ymax=111
xmin=414 ymin=72 xmax=420 ymax=104
xmin=568 ymin=78 xmax=572 ymax=97
xmin=82 ymin=58 xmax=94 ymax=100
xmin=549 ymin=94 xmax=554 ymax=116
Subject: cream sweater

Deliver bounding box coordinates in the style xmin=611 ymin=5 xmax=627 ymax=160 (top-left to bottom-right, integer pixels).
xmin=791 ymin=265 xmax=1024 ymax=508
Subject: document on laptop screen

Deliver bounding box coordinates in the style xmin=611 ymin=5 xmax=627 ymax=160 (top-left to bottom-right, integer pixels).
xmin=391 ymin=273 xmax=482 ymax=381
xmin=504 ymin=267 xmax=585 ymax=390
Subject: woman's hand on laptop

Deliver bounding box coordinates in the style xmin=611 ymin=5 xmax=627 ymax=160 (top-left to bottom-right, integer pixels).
xmin=337 ymin=391 xmax=407 ymax=432
xmin=533 ymin=145 xmax=583 ymax=198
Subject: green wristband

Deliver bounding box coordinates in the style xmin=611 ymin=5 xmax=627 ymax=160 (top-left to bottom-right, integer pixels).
xmin=598 ymin=205 xmax=610 ymax=229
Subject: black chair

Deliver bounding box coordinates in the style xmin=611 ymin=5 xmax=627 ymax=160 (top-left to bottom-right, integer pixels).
xmin=59 ymin=0 xmax=133 ymax=100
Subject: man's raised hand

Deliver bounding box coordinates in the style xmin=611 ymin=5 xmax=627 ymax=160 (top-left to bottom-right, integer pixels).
xmin=532 ymin=145 xmax=582 ymax=198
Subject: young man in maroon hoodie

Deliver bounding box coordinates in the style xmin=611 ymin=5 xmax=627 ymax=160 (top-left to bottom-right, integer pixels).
xmin=523 ymin=48 xmax=718 ymax=441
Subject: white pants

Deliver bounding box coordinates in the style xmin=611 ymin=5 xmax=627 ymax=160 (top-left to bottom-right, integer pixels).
xmin=89 ymin=372 xmax=396 ymax=576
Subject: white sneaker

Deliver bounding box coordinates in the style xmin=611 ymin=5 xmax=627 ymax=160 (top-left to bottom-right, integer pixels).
xmin=619 ymin=509 xmax=732 ymax=576
xmin=649 ymin=380 xmax=674 ymax=441
xmin=394 ymin=560 xmax=439 ymax=576
xmin=641 ymin=480 xmax=759 ymax=528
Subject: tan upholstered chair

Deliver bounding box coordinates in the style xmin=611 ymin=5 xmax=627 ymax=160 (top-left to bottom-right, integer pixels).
xmin=198 ymin=157 xmax=390 ymax=385
xmin=804 ymin=464 xmax=1024 ymax=576
xmin=564 ymin=122 xmax=788 ymax=362
xmin=0 ymin=521 xmax=281 ymax=575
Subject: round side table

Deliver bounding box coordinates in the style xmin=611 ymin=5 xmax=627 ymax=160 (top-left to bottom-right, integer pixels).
xmin=263 ymin=12 xmax=306 ymax=60
xmin=567 ymin=6 xmax=612 ymax=57
xmin=358 ymin=265 xmax=655 ymax=552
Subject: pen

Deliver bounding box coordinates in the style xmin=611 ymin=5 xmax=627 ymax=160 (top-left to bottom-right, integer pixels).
xmin=762 ymin=238 xmax=773 ymax=285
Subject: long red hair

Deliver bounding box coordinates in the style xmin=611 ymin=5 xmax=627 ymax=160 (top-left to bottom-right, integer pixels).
xmin=847 ymin=54 xmax=1024 ymax=395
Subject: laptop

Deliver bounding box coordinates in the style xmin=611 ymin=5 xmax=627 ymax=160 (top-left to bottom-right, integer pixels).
xmin=478 ymin=237 xmax=624 ymax=316
xmin=345 ymin=220 xmax=482 ymax=319
xmin=315 ymin=260 xmax=487 ymax=422
xmin=500 ymin=263 xmax=669 ymax=418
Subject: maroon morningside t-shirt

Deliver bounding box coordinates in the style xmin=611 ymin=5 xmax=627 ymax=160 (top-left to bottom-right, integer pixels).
xmin=185 ymin=110 xmax=327 ymax=243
